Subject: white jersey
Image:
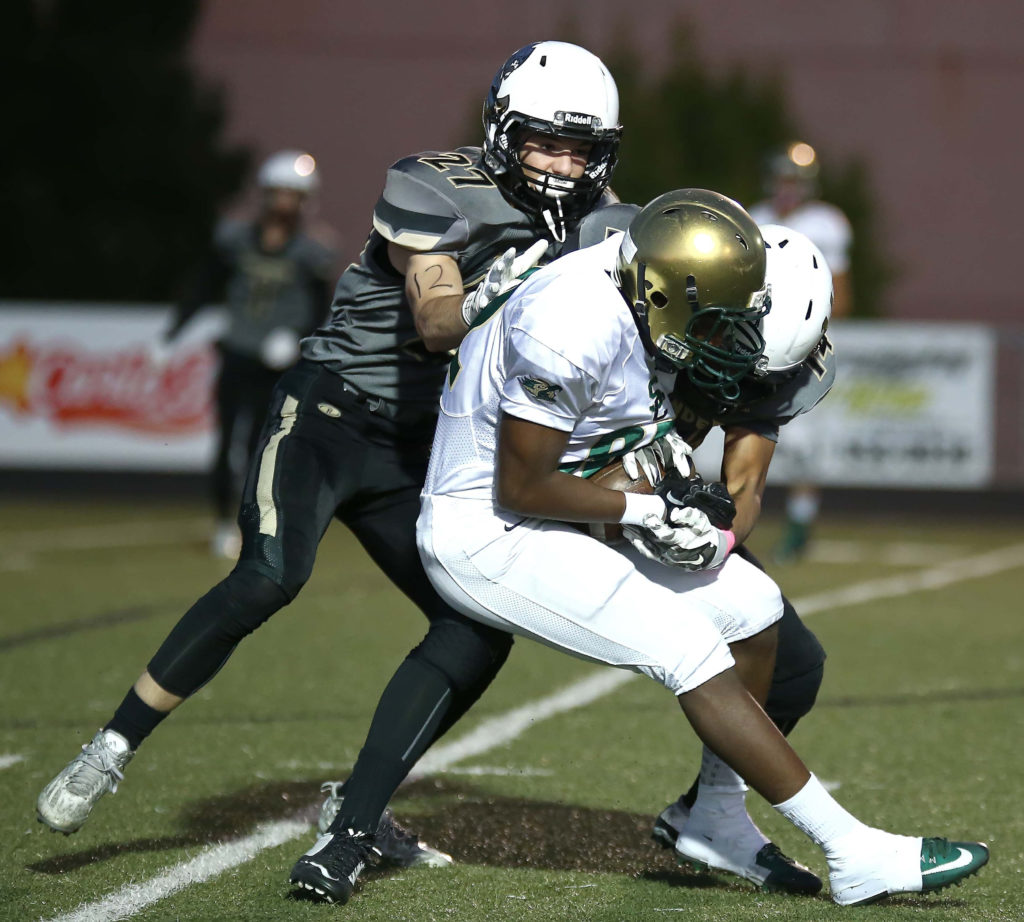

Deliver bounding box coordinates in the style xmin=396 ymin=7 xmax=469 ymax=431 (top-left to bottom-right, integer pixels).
xmin=417 ymin=234 xmax=783 ymax=697
xmin=423 ymin=233 xmax=675 ymax=508
xmin=748 ymin=200 xmax=852 ymax=275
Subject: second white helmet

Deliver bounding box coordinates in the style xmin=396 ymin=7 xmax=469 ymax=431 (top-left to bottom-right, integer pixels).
xmin=257 ymin=150 xmax=320 ymax=194
xmin=758 ymin=224 xmax=833 ymax=373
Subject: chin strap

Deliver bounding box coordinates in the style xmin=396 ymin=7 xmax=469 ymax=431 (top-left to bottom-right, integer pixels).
xmin=541 ymin=198 xmax=567 ymax=244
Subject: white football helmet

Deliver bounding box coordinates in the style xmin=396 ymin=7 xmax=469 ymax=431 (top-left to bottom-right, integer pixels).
xmin=257 ymin=150 xmax=319 ymax=193
xmin=758 ymin=224 xmax=833 ymax=372
xmin=482 ymin=41 xmax=621 ymax=219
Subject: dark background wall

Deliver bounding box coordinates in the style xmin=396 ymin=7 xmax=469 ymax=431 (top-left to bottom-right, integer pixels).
xmin=191 ymin=0 xmax=1024 ymax=323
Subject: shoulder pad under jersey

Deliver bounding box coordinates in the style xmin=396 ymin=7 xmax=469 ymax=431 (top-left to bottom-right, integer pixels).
xmin=372 ymin=146 xmax=518 ymax=254
xmin=729 ymin=333 xmax=837 ymax=428
xmin=563 ymin=202 xmax=640 ymax=253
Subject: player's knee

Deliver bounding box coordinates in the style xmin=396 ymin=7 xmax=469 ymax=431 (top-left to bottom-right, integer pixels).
xmin=146 ymin=570 xmax=289 ymax=697
xmin=235 ymin=543 xmax=313 ymax=602
xmin=222 ymin=569 xmax=291 ymax=623
xmin=765 ymin=659 xmax=825 ymax=732
xmin=409 ymin=618 xmax=513 ymax=694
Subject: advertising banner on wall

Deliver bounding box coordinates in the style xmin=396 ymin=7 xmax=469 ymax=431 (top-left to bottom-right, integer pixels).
xmin=694 ymin=321 xmax=997 ymax=489
xmin=0 ymin=305 xmax=221 ymax=470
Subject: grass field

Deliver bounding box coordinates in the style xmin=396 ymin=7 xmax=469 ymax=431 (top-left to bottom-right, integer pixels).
xmin=2 ymin=496 xmax=1023 ymax=922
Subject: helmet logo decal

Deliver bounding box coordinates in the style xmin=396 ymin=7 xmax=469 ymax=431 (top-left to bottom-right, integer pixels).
xmin=555 ymin=111 xmax=602 ymax=130
xmin=499 ymin=44 xmax=537 ymax=80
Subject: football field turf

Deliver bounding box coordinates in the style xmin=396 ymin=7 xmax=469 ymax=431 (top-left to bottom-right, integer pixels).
xmin=2 ymin=496 xmax=1022 ymax=921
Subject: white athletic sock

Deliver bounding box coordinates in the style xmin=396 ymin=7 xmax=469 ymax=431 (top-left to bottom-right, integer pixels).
xmin=697 ymin=745 xmax=746 ymax=794
xmin=773 ymin=773 xmax=866 ymax=859
xmin=685 ymin=748 xmax=766 ymax=853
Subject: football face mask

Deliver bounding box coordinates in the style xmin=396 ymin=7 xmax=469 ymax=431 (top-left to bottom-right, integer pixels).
xmin=617 ymin=189 xmax=769 ymax=406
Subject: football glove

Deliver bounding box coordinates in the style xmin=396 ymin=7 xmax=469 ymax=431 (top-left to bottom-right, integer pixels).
xmin=621 ymin=429 xmax=695 ymax=487
xmin=623 ymin=506 xmax=734 ymax=571
xmin=461 ymin=239 xmax=549 ymax=326
xmin=656 ymin=473 xmax=737 ymax=530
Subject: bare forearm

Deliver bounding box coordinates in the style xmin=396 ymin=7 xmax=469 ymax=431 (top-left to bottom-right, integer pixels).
xmin=729 ymin=487 xmax=763 ymax=546
xmin=496 ymin=470 xmax=627 ymax=523
xmin=414 ymin=293 xmax=469 ymax=351
xmin=721 ymin=427 xmax=774 ymax=545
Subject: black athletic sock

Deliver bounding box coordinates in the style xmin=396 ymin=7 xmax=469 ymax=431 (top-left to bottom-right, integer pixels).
xmin=105 ymin=687 xmax=169 ymax=750
xmin=332 ymin=658 xmax=453 ymax=835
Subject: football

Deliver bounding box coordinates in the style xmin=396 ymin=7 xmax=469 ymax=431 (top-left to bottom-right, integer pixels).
xmin=588 ymin=456 xmax=660 ymax=543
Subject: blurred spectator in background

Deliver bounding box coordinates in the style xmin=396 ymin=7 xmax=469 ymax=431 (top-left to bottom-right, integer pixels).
xmin=164 ymin=151 xmax=339 ymax=558
xmin=748 ymin=142 xmax=852 ymax=562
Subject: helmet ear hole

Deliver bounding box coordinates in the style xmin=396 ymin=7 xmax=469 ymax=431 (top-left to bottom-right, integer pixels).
xmin=650 ymin=291 xmax=668 ymax=309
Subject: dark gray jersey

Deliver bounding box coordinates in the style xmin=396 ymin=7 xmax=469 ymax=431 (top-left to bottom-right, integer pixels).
xmin=672 ymin=334 xmax=837 ymax=449
xmin=214 ymin=219 xmax=337 ymax=358
xmin=302 ymin=146 xmax=598 ymax=414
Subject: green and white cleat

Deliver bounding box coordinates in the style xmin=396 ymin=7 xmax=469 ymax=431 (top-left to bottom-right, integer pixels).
xmin=830 ymin=831 xmax=989 ymax=906
xmin=36 ymin=729 xmax=134 ymax=834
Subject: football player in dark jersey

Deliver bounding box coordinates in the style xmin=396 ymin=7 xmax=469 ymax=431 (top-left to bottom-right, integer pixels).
xmin=164 ymin=150 xmax=339 ymax=559
xmin=36 ymin=41 xmax=621 ymax=871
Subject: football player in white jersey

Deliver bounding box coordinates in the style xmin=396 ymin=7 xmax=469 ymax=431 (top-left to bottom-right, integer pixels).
xmin=749 ymin=141 xmax=854 ymax=561
xmin=414 ymin=189 xmax=987 ymax=909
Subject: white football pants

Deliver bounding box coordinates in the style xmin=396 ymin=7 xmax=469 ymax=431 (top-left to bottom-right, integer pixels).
xmin=418 ymin=494 xmax=784 ymax=695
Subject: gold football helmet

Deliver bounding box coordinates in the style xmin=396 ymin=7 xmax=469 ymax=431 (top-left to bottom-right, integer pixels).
xmin=616 ymin=189 xmax=769 ymax=405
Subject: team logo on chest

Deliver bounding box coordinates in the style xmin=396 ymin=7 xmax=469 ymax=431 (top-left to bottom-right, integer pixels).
xmin=519 ymin=376 xmax=562 ymax=403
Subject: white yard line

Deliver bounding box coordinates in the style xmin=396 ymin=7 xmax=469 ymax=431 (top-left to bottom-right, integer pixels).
xmin=794 ymin=541 xmax=1024 ymax=616
xmin=41 ymin=541 xmax=1024 ymax=921
xmin=46 ymin=818 xmax=309 ymax=922
xmin=43 ymin=670 xmax=632 ymax=922
xmin=413 ymin=670 xmax=632 ymax=777
xmin=0 ymin=753 xmax=25 ymax=770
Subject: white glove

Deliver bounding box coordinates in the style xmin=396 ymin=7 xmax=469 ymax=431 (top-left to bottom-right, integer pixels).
xmin=623 ymin=506 xmax=734 ymax=571
xmin=461 ymin=239 xmax=549 ymax=326
xmin=621 ymin=429 xmax=695 ymax=486
xmin=259 ymin=327 xmax=301 ymax=370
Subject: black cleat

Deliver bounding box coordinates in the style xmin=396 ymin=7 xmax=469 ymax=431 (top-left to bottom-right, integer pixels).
xmin=289 ymin=829 xmax=381 ymax=904
xmin=377 ymin=808 xmax=453 ymax=868
xmin=319 ymin=782 xmax=453 ymax=868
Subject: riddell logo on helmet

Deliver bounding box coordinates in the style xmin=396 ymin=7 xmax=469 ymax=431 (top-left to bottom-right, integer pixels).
xmin=557 ymin=111 xmax=596 ymax=128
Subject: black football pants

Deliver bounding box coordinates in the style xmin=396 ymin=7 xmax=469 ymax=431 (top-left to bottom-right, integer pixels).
xmin=211 ymin=347 xmax=280 ymax=521
xmin=147 ymin=360 xmax=511 ymax=728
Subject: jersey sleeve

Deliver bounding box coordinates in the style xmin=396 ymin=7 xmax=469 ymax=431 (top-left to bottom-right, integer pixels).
xmin=371 ymin=158 xmax=470 ymax=254
xmin=500 ymin=326 xmax=597 ymax=432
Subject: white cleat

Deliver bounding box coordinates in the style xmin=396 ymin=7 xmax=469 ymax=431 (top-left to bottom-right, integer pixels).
xmin=37 ymin=729 xmax=134 ymax=834
xmin=657 ymin=796 xmax=821 ymax=894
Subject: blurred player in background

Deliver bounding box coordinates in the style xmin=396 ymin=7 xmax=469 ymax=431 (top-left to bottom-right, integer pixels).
xmin=38 ymin=40 xmax=621 ymax=871
xmin=295 ymin=188 xmax=985 ymax=908
xmin=164 ymin=150 xmax=339 ymax=558
xmin=748 ymin=141 xmax=852 ymax=561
